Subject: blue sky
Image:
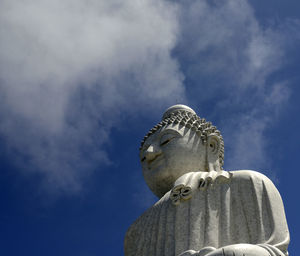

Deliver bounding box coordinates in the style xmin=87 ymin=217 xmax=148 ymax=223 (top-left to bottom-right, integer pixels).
xmin=0 ymin=0 xmax=299 ymax=255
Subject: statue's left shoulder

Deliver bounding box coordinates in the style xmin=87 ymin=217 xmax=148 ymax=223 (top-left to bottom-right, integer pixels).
xmin=230 ymin=170 xmax=275 ymax=185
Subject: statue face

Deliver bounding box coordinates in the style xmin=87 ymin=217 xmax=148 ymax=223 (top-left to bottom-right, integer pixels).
xmin=140 ymin=124 xmax=207 ymax=198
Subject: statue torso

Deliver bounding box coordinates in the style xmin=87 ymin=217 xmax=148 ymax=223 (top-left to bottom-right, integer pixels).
xmin=124 ymin=170 xmax=289 ymax=256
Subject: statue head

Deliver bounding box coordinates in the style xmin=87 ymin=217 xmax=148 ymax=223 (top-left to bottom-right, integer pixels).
xmin=139 ymin=104 xmax=224 ymax=198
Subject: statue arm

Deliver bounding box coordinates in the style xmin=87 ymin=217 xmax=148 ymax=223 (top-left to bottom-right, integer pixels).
xmin=240 ymin=171 xmax=289 ymax=255
xmin=205 ymin=171 xmax=290 ymax=256
xmin=204 ymin=244 xmax=273 ymax=256
xmin=124 ymin=221 xmax=139 ymax=256
xmin=180 ymin=171 xmax=290 ymax=256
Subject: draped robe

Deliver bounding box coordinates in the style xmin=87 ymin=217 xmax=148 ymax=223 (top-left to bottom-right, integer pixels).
xmin=124 ymin=170 xmax=289 ymax=256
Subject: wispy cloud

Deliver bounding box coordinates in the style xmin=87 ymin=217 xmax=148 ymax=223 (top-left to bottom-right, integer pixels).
xmin=176 ymin=0 xmax=284 ymax=91
xmin=0 ymin=0 xmax=185 ymax=193
xmin=174 ymin=0 xmax=297 ymax=174
xmin=0 ymin=0 xmax=299 ymax=195
xmin=223 ymin=83 xmax=290 ymax=171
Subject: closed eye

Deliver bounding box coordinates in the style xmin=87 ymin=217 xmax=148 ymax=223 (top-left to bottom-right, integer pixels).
xmin=160 ymin=133 xmax=178 ymax=146
xmin=160 ymin=139 xmax=171 ymax=146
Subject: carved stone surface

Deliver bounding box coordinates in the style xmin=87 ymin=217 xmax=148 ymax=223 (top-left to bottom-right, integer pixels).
xmin=124 ymin=105 xmax=290 ymax=256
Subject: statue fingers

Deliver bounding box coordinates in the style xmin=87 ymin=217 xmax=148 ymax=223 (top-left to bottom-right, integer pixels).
xmin=205 ymin=177 xmax=213 ymax=189
xmin=178 ymin=249 xmax=199 ymax=256
xmin=198 ymin=246 xmax=216 ymax=256
xmin=199 ymin=178 xmax=206 ymax=190
xmin=199 ymin=177 xmax=213 ymax=190
xmin=204 ymin=248 xmax=238 ymax=256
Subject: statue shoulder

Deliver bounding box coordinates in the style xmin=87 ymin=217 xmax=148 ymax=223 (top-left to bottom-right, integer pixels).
xmin=229 ymin=170 xmax=281 ymax=195
xmin=124 ymin=193 xmax=170 ymax=255
xmin=230 ymin=170 xmax=274 ymax=183
xmin=125 ymin=193 xmax=170 ymax=237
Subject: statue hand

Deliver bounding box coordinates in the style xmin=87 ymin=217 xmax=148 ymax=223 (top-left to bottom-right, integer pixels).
xmin=198 ymin=247 xmax=217 ymax=256
xmin=178 ymin=247 xmax=217 ymax=256
xmin=178 ymin=250 xmax=198 ymax=256
xmin=205 ymin=244 xmax=271 ymax=256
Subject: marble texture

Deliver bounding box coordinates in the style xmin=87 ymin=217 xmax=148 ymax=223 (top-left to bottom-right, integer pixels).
xmin=125 ymin=171 xmax=289 ymax=256
xmin=125 ymin=105 xmax=290 ymax=256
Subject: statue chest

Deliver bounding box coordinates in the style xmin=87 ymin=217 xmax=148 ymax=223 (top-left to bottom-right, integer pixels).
xmin=126 ymin=175 xmax=267 ymax=256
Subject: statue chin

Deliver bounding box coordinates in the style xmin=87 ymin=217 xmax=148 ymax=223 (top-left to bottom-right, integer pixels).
xmin=143 ymin=168 xmax=176 ymax=198
xmin=144 ymin=166 xmax=200 ymax=198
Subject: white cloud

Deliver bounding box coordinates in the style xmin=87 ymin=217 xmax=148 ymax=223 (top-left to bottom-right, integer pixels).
xmin=174 ymin=0 xmax=294 ymax=174
xmin=176 ymin=0 xmax=284 ymax=91
xmin=223 ymin=83 xmax=290 ymax=171
xmin=0 ymin=0 xmax=185 ymax=193
xmin=0 ymin=0 xmax=297 ymax=195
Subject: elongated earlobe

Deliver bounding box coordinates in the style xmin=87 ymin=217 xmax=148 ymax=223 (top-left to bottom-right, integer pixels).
xmin=206 ymin=134 xmax=221 ymax=172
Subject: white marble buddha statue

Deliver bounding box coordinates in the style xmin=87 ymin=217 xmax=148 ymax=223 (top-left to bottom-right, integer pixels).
xmin=124 ymin=105 xmax=290 ymax=256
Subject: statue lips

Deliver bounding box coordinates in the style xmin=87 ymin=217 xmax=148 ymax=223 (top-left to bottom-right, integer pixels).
xmin=147 ymin=154 xmax=164 ymax=170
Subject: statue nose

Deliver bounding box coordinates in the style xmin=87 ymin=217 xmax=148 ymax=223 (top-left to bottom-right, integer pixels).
xmin=145 ymin=144 xmax=162 ymax=162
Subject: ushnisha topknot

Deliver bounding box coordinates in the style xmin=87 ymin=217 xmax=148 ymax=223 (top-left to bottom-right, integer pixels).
xmin=140 ymin=104 xmax=225 ymax=169
xmin=162 ymin=104 xmax=196 ymax=120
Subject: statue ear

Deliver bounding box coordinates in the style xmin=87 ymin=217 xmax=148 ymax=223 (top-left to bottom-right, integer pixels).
xmin=206 ymin=134 xmax=221 ymax=172
xmin=207 ymin=134 xmax=220 ymax=155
